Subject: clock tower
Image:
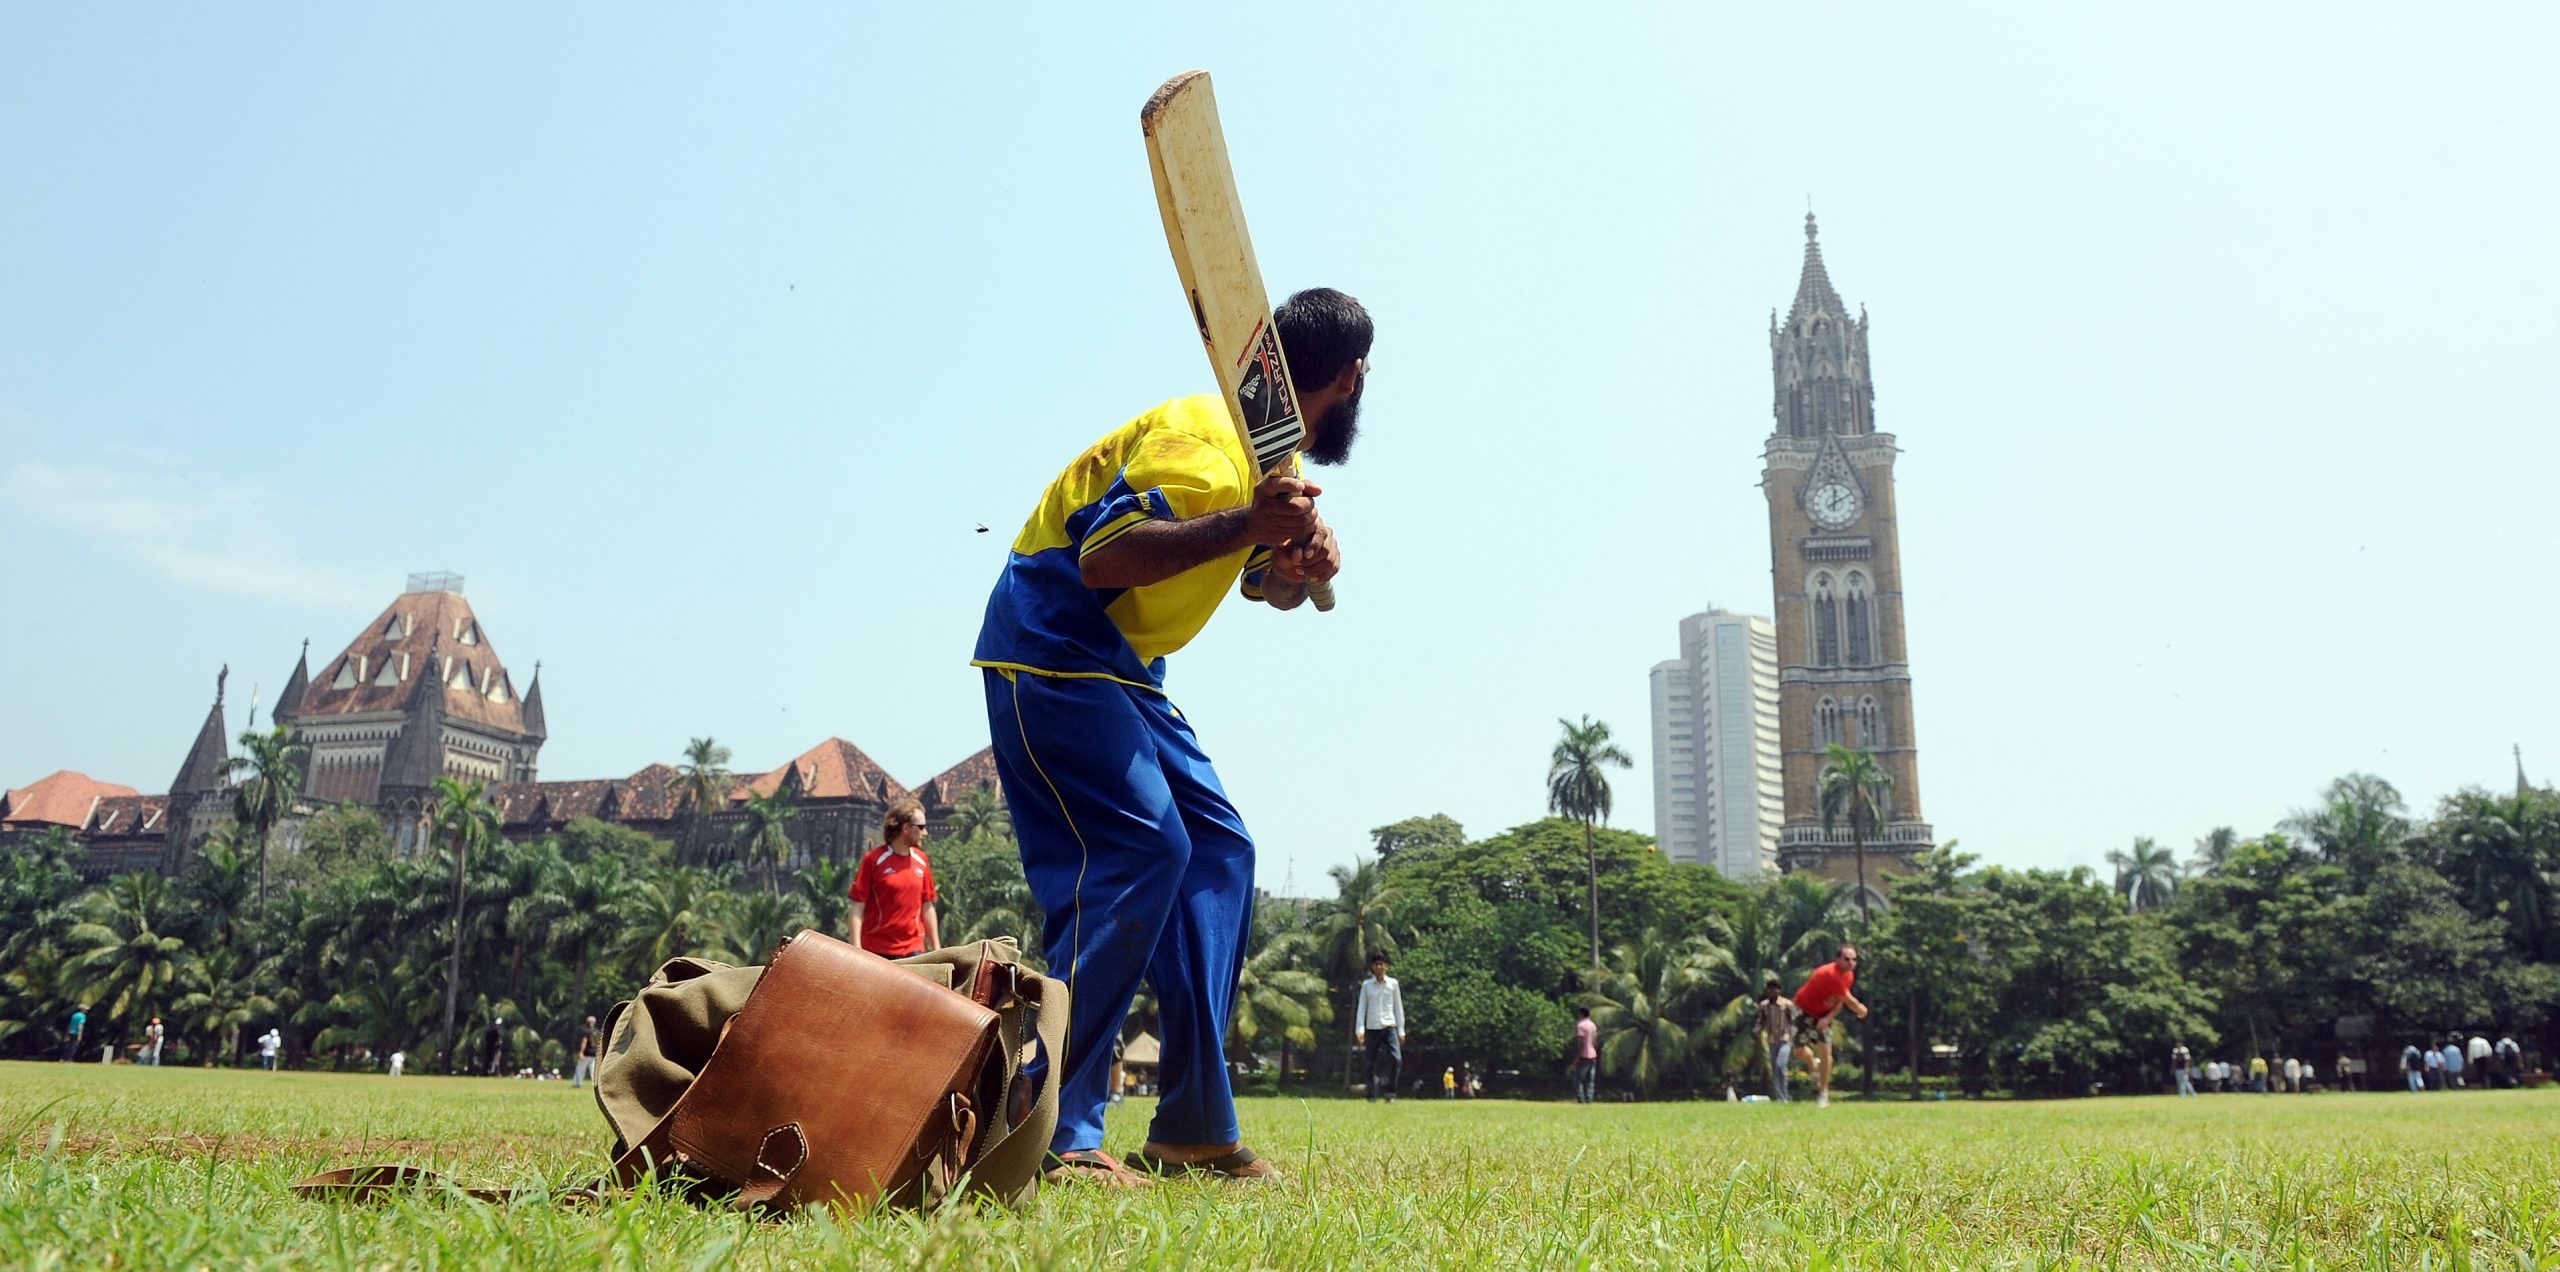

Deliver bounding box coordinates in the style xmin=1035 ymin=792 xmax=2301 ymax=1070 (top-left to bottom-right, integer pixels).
xmin=1760 ymin=214 xmax=1933 ymax=893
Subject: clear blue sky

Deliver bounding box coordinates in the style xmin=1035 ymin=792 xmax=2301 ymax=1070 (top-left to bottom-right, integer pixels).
xmin=5 ymin=5 xmax=2554 ymax=890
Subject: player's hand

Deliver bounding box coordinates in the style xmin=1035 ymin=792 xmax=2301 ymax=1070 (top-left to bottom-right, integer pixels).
xmin=1271 ymin=522 xmax=1340 ymax=583
xmin=1247 ymin=474 xmax=1322 ymax=546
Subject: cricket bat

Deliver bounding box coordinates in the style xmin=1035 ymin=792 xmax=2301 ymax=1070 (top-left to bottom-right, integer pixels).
xmin=1140 ymin=69 xmax=1337 ymax=612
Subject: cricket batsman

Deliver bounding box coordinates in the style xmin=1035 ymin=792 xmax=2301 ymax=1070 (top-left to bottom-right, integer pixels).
xmin=972 ymin=288 xmax=1372 ymax=1186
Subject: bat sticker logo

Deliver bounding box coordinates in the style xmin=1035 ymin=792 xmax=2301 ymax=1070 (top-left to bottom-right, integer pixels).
xmin=1233 ymin=319 xmax=1302 ymax=470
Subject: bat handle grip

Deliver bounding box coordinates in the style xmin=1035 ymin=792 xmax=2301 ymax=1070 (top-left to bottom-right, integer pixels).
xmin=1308 ymin=578 xmax=1337 ymax=612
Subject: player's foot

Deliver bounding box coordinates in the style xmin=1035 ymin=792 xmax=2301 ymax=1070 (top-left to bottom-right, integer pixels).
xmin=1130 ymin=1141 xmax=1282 ymax=1182
xmin=1044 ymin=1150 xmax=1154 ymax=1189
xmin=1816 ymin=1092 xmax=1829 ymax=1107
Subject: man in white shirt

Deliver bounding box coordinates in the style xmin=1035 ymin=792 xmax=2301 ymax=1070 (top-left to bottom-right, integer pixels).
xmin=1351 ymin=953 xmax=1407 ymax=1103
xmin=258 ymin=1028 xmax=282 ymax=1072
xmin=143 ymin=1017 xmax=165 ymax=1067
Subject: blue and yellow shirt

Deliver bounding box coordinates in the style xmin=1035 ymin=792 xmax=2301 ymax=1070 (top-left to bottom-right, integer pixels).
xmin=973 ymin=396 xmax=1277 ymax=689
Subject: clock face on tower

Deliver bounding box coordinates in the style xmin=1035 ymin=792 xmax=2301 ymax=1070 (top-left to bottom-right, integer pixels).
xmin=1808 ymin=480 xmax=1862 ymax=529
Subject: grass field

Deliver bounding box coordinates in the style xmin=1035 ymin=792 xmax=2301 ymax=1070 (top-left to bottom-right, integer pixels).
xmin=5 ymin=1063 xmax=2558 ymax=1269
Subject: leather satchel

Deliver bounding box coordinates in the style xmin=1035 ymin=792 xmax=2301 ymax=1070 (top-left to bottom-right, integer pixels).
xmin=294 ymin=931 xmax=1066 ymax=1214
xmin=605 ymin=930 xmax=1002 ymax=1211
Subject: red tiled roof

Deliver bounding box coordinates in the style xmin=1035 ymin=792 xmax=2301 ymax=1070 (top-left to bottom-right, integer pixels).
xmin=87 ymin=794 xmax=170 ymax=838
xmin=2 ymin=771 xmax=140 ymax=829
xmin=489 ymin=762 xmax=692 ymax=831
xmin=293 ymin=590 xmax=530 ymax=735
xmin=745 ymin=738 xmax=908 ymax=805
xmin=916 ymin=748 xmax=1001 ymax=812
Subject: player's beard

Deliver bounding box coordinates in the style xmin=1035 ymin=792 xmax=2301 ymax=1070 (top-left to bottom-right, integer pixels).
xmin=1305 ymin=376 xmax=1363 ymax=466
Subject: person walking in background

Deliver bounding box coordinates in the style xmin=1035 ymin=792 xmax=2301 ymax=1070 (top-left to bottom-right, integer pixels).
xmin=2171 ymin=1042 xmax=2195 ymax=1097
xmin=2248 ymin=1053 xmax=2269 ymax=1093
xmin=2467 ymin=1033 xmax=2491 ymax=1082
xmin=1352 ymin=952 xmax=1406 ymax=1103
xmin=1572 ymin=1006 xmax=1601 ymax=1104
xmin=2335 ymin=1050 xmax=2354 ymax=1092
xmin=258 ymin=1027 xmax=282 ymax=1072
xmin=142 ymin=1016 xmax=164 ymax=1067
xmin=1441 ymin=1067 xmax=1458 ymax=1099
xmin=62 ymin=1005 xmax=87 ymax=1062
xmin=2496 ymin=1035 xmax=2523 ymax=1088
xmin=2401 ymin=1043 xmax=2424 ymax=1091
xmin=2442 ymin=1038 xmax=2465 ymax=1090
xmin=1757 ymin=981 xmax=1796 ymax=1103
xmin=2283 ymin=1055 xmax=2301 ymax=1093
xmin=388 ymin=1050 xmax=406 ymax=1077
xmin=2423 ymin=1043 xmax=2444 ymax=1089
xmin=850 ymin=798 xmax=941 ymax=958
xmin=571 ymin=1015 xmax=602 ymax=1089
xmin=482 ymin=1017 xmax=508 ymax=1077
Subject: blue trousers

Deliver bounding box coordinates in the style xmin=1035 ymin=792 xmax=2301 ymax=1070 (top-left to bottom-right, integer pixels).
xmin=983 ymin=669 xmax=1254 ymax=1155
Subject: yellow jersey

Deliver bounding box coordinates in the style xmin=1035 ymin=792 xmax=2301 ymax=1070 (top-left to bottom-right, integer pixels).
xmin=972 ymin=396 xmax=1276 ymax=689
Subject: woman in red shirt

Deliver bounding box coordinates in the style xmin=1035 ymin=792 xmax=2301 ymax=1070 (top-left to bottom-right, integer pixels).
xmin=849 ymin=798 xmax=940 ymax=957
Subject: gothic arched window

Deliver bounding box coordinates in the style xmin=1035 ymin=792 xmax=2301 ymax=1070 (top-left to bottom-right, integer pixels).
xmin=1845 ymin=571 xmax=1875 ymax=666
xmin=1816 ymin=697 xmax=1842 ymax=747
xmin=1858 ymin=696 xmax=1885 ymax=749
xmin=1811 ymin=572 xmax=1841 ymax=668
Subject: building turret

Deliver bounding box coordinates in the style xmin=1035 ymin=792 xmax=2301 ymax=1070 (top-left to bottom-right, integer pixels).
xmin=171 ymin=666 xmax=232 ymax=797
xmin=272 ymin=640 xmax=311 ymax=725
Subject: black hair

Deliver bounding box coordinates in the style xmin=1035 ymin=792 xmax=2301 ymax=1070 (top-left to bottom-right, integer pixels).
xmin=1274 ymin=288 xmax=1373 ymax=389
xmin=1367 ymin=952 xmax=1389 ymax=966
xmin=1575 ymin=1005 xmax=1591 ymax=1019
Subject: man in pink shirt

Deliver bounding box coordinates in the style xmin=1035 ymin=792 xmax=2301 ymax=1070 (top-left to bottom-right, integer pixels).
xmin=1571 ymin=1006 xmax=1600 ymax=1103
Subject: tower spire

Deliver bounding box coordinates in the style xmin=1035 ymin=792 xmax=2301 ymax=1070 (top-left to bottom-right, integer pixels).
xmin=2520 ymin=744 xmax=2533 ymax=798
xmin=171 ymin=668 xmax=233 ymax=796
xmin=1788 ymin=209 xmax=1844 ymax=325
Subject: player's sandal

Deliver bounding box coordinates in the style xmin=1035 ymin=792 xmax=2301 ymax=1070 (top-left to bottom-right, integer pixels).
xmin=1121 ymin=1146 xmax=1280 ymax=1182
xmin=1043 ymin=1149 xmax=1154 ymax=1189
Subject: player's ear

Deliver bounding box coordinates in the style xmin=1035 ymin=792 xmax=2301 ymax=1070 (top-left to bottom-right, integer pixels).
xmin=1326 ymin=357 xmax=1364 ymax=395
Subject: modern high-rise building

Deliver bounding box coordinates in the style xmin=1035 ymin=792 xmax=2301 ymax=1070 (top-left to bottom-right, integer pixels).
xmin=1650 ymin=609 xmax=1782 ymax=879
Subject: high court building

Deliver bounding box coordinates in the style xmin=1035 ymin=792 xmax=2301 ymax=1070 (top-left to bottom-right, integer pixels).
xmin=0 ymin=573 xmax=1000 ymax=880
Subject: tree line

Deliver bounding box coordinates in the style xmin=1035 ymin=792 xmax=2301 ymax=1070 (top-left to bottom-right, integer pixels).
xmin=4 ymin=720 xmax=2553 ymax=1099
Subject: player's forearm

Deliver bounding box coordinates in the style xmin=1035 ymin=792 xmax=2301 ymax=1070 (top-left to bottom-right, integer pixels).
xmin=1080 ymin=508 xmax=1255 ymax=589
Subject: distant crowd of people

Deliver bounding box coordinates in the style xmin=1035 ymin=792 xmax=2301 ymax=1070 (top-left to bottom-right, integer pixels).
xmin=2169 ymin=1034 xmax=2537 ymax=1094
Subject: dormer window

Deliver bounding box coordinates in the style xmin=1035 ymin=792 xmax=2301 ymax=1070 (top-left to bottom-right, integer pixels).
xmin=458 ymin=620 xmax=480 ymax=647
xmin=332 ymin=659 xmax=359 ymax=690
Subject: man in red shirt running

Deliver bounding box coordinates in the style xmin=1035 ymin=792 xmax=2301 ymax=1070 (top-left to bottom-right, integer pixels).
xmin=849 ymin=798 xmax=941 ymax=958
xmin=1793 ymin=944 xmax=1868 ymax=1107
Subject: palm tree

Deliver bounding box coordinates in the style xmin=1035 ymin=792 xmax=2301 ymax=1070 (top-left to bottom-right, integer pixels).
xmin=795 ymin=858 xmax=859 ymax=942
xmin=616 ymin=865 xmax=734 ymax=976
xmin=2190 ymin=826 xmax=2239 ymax=875
xmin=63 ymin=872 xmax=198 ymax=1035
xmin=1313 ymin=858 xmax=1403 ymax=985
xmin=1816 ymin=744 xmax=1896 ymax=926
xmin=1583 ymin=929 xmax=1711 ymax=1097
xmin=676 ymin=737 xmax=734 ymax=821
xmin=429 ymin=776 xmax=501 ymax=1072
xmin=1547 ymin=716 xmax=1632 ymax=968
xmin=225 ymin=725 xmax=308 ymax=927
xmin=737 ymin=789 xmax=800 ymax=896
xmin=947 ymin=785 xmax=1011 ymax=844
xmin=2105 ymin=836 xmax=2181 ymax=913
xmin=2283 ymin=773 xmax=2410 ymax=873
xmin=552 ymin=856 xmax=637 ymax=1025
xmin=498 ymin=838 xmax=571 ymax=1003
xmin=1230 ymin=930 xmax=1331 ymax=1085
